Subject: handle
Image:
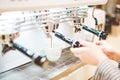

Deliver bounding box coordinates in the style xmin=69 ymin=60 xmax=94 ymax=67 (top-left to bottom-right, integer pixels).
xmin=13 ymin=43 xmax=46 ymax=65
xmin=55 ymin=32 xmax=81 ymax=48
xmin=82 ymin=25 xmax=108 ymax=39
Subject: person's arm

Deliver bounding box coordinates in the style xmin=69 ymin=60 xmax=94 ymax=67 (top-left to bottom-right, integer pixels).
xmin=70 ymin=40 xmax=120 ymax=80
xmin=94 ymin=59 xmax=120 ymax=80
xmin=95 ymin=41 xmax=120 ymax=62
xmin=70 ymin=40 xmax=108 ymax=66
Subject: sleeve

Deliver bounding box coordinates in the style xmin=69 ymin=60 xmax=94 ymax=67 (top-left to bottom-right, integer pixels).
xmin=94 ymin=59 xmax=120 ymax=80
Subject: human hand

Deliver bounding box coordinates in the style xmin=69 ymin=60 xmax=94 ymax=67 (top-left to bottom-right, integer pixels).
xmin=70 ymin=40 xmax=108 ymax=66
xmin=95 ymin=41 xmax=120 ymax=62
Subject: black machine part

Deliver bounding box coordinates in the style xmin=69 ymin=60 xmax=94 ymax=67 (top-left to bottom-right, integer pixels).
xmin=55 ymin=32 xmax=81 ymax=48
xmin=13 ymin=43 xmax=46 ymax=65
xmin=82 ymin=25 xmax=108 ymax=40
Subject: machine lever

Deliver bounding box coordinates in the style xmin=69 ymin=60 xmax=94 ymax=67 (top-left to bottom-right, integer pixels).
xmin=13 ymin=43 xmax=46 ymax=65
xmin=82 ymin=25 xmax=108 ymax=40
xmin=55 ymin=32 xmax=81 ymax=48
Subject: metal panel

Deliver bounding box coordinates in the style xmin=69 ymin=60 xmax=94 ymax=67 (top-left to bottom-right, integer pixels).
xmin=0 ymin=0 xmax=108 ymax=12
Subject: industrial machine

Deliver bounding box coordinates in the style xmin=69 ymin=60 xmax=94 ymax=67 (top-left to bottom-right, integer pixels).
xmin=0 ymin=0 xmax=108 ymax=80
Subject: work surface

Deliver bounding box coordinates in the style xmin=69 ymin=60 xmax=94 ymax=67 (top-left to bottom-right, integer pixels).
xmin=0 ymin=47 xmax=82 ymax=80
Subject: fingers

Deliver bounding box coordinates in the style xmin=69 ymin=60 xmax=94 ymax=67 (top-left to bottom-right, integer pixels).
xmin=95 ymin=40 xmax=105 ymax=46
xmin=70 ymin=48 xmax=80 ymax=57
xmin=95 ymin=40 xmax=109 ymax=45
xmin=78 ymin=40 xmax=92 ymax=47
xmin=95 ymin=41 xmax=102 ymax=45
xmin=70 ymin=47 xmax=88 ymax=58
xmin=71 ymin=47 xmax=85 ymax=54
